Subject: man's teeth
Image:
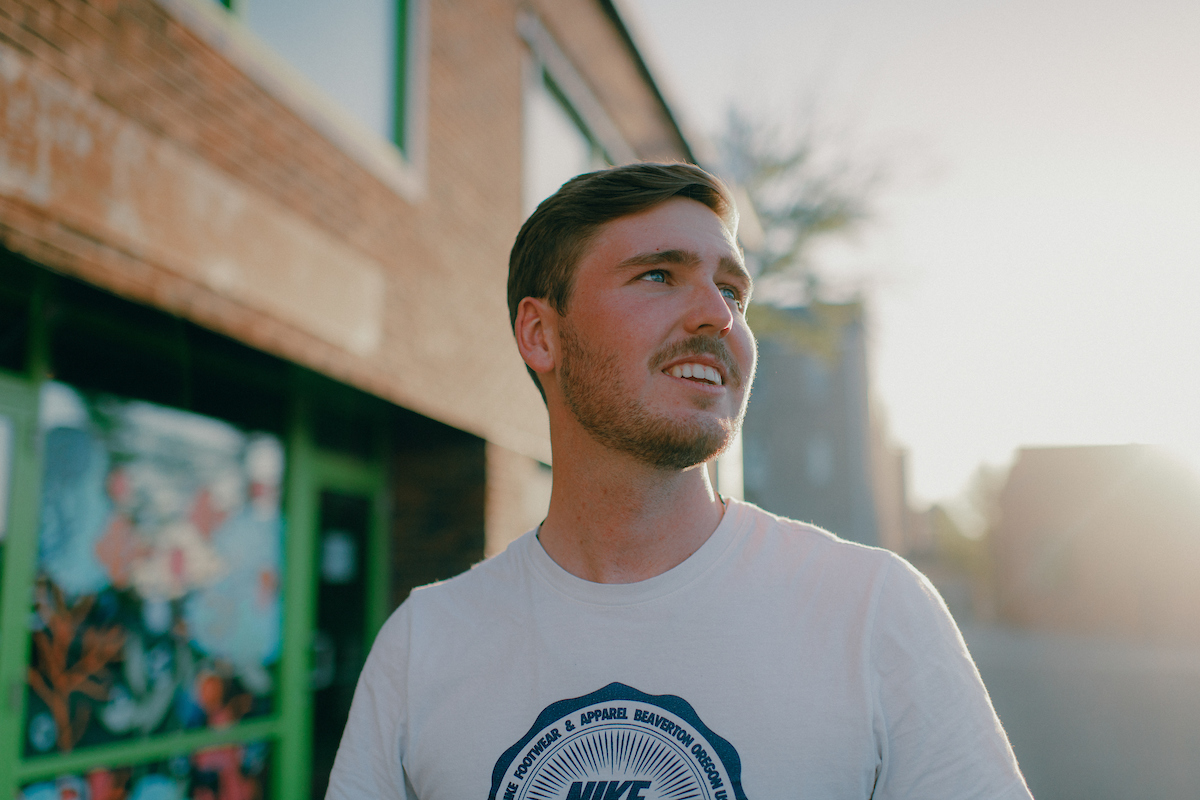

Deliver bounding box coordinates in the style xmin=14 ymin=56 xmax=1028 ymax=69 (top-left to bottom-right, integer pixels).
xmin=668 ymin=363 xmax=723 ymax=385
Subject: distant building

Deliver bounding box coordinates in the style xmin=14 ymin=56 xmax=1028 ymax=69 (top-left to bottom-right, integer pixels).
xmin=0 ymin=0 xmax=694 ymax=796
xmin=992 ymin=444 xmax=1200 ymax=644
xmin=741 ymin=301 xmax=909 ymax=549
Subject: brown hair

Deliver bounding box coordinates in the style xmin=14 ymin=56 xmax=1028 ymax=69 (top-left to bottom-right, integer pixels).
xmin=508 ymin=162 xmax=738 ymax=397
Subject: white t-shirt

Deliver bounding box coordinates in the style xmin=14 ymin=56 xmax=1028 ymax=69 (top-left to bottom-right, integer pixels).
xmin=327 ymin=498 xmax=1031 ymax=800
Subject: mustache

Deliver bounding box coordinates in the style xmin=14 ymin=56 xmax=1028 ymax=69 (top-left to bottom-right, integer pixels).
xmin=649 ymin=336 xmax=743 ymax=387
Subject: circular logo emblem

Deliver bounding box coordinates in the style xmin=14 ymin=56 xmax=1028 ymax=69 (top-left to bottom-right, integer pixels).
xmin=488 ymin=682 xmax=747 ymax=800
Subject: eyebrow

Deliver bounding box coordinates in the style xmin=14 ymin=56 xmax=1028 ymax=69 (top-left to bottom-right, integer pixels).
xmin=616 ymin=249 xmax=698 ymax=270
xmin=617 ymin=249 xmax=755 ymax=292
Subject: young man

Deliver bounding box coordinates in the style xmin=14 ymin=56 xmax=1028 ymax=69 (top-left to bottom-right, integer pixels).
xmin=327 ymin=163 xmax=1031 ymax=799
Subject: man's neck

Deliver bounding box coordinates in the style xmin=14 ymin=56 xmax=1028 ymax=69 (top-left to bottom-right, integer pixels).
xmin=536 ymin=434 xmax=726 ymax=584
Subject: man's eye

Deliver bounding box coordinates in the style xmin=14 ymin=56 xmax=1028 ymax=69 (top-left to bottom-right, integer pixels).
xmin=640 ymin=270 xmax=668 ymax=283
xmin=721 ymin=286 xmax=745 ymax=309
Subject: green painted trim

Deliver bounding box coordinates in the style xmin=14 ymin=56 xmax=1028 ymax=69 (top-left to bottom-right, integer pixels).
xmin=392 ymin=0 xmax=409 ymax=153
xmin=275 ymin=388 xmax=317 ymax=800
xmin=15 ymin=718 xmax=279 ymax=783
xmin=0 ymin=374 xmax=40 ymax=799
xmin=311 ymin=452 xmax=382 ymax=494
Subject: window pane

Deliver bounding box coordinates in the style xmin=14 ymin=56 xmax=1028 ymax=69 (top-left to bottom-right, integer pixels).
xmin=524 ymin=72 xmax=603 ymax=216
xmin=26 ymin=382 xmax=285 ymax=756
xmin=246 ymin=0 xmax=398 ymax=141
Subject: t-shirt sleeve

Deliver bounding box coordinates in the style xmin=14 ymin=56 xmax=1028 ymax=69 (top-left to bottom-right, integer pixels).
xmin=869 ymin=557 xmax=1033 ymax=800
xmin=325 ymin=606 xmax=414 ymax=800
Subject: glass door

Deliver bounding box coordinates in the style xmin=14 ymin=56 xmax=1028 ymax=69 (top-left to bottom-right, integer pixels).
xmin=270 ymin=390 xmax=391 ymax=800
xmin=310 ymin=490 xmax=372 ymax=797
xmin=299 ymin=446 xmax=387 ymax=799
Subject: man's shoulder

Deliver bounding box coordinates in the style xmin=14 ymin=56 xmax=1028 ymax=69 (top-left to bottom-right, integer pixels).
xmin=730 ymin=498 xmax=902 ymax=565
xmin=401 ymin=529 xmax=533 ymax=617
xmin=731 ymin=499 xmax=947 ymax=626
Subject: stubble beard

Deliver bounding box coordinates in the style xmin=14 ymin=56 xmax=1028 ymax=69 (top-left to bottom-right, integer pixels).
xmin=557 ymin=321 xmax=745 ymax=471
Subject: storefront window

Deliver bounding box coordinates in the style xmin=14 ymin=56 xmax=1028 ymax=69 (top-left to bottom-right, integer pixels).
xmin=25 ymin=383 xmax=285 ymax=756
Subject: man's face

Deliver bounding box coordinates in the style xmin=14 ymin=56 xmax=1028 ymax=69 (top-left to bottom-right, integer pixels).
xmin=555 ymin=197 xmax=756 ymax=470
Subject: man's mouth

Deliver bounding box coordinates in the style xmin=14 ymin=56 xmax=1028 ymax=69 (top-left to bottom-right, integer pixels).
xmin=666 ymin=362 xmax=723 ymax=386
xmin=650 ymin=335 xmax=741 ymax=388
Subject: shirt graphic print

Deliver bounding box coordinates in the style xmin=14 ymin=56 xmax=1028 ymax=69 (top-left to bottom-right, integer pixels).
xmin=488 ymin=683 xmax=748 ymax=800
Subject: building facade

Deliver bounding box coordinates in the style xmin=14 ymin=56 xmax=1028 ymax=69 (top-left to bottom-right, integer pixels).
xmin=0 ymin=0 xmax=693 ymax=796
xmin=991 ymin=444 xmax=1200 ymax=644
xmin=740 ymin=301 xmax=908 ymax=550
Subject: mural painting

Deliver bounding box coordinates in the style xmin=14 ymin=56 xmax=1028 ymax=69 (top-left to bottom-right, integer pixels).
xmin=18 ymin=741 xmax=270 ymax=800
xmin=24 ymin=383 xmax=284 ymax=757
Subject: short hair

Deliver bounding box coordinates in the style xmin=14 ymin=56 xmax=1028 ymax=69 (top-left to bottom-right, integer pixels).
xmin=508 ymin=162 xmax=738 ymax=397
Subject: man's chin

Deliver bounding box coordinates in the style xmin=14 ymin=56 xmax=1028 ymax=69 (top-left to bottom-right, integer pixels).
xmin=610 ymin=416 xmax=734 ymax=472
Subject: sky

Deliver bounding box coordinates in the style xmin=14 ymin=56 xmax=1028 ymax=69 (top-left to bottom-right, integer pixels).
xmin=631 ymin=0 xmax=1200 ymax=503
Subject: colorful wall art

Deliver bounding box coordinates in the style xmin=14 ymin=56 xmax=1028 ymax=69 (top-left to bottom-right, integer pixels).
xmin=18 ymin=740 xmax=271 ymax=800
xmin=25 ymin=383 xmax=284 ymax=756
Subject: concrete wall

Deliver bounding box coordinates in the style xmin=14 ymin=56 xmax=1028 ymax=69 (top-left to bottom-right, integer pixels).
xmin=485 ymin=442 xmax=552 ymax=557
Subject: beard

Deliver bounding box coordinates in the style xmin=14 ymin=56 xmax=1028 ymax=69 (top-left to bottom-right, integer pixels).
xmin=558 ymin=321 xmax=746 ymax=471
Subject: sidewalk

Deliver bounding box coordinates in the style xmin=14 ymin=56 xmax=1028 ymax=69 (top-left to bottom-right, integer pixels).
xmin=963 ymin=624 xmax=1200 ymax=800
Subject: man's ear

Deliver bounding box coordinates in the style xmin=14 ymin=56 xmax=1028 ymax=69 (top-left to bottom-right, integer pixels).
xmin=514 ymin=297 xmax=559 ymax=377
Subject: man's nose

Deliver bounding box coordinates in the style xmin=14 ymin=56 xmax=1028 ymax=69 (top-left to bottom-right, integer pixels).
xmin=683 ymin=281 xmax=735 ymax=338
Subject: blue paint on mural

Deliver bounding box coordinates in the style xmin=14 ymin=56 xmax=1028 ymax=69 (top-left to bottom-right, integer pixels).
xmin=38 ymin=426 xmax=113 ymax=597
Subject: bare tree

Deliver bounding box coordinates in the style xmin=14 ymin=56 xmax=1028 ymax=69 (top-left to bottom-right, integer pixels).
xmin=718 ymin=106 xmax=884 ymax=300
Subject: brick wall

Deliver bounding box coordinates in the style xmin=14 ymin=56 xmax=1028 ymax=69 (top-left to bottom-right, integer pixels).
xmin=390 ymin=430 xmax=487 ymax=608
xmin=0 ymin=0 xmax=692 ymax=467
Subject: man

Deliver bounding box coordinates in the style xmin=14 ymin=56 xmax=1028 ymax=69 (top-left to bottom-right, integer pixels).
xmin=327 ymin=163 xmax=1031 ymax=799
